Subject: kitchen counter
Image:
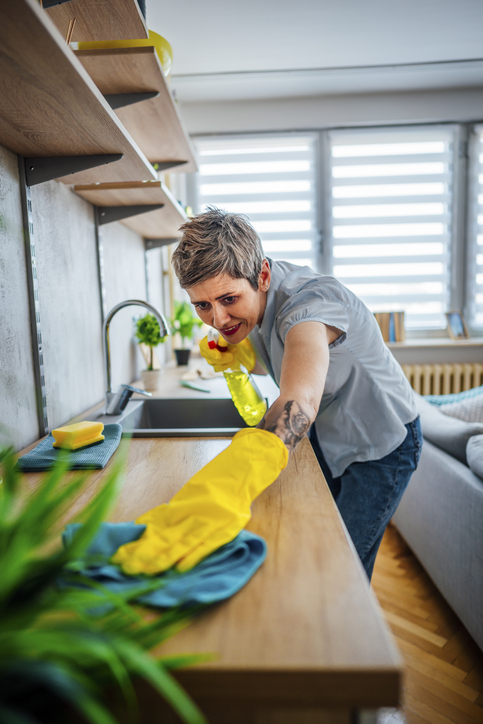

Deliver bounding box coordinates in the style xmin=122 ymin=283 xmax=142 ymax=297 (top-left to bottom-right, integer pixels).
xmin=18 ymin=368 xmax=403 ymax=723
xmin=138 ymin=437 xmax=402 ymax=724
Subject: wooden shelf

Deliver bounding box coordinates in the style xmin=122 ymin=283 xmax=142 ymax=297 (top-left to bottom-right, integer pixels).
xmin=75 ymin=47 xmax=198 ymax=173
xmin=0 ymin=0 xmax=156 ymax=185
xmin=45 ymin=0 xmax=148 ymax=43
xmin=73 ymin=181 xmax=188 ymax=239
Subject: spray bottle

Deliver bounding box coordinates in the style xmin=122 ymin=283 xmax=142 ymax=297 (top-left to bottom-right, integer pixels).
xmin=208 ymin=330 xmax=267 ymax=426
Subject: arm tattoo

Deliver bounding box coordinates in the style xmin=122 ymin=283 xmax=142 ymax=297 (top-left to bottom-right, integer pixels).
xmin=260 ymin=400 xmax=311 ymax=452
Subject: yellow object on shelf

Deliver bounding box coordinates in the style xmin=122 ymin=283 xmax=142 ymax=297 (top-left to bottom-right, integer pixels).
xmin=52 ymin=421 xmax=105 ymax=451
xmin=76 ymin=30 xmax=173 ymax=76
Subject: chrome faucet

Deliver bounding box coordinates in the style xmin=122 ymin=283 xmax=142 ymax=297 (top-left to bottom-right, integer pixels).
xmin=103 ymin=300 xmax=170 ymax=415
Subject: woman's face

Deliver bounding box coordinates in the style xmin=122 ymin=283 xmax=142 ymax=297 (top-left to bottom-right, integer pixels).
xmin=186 ymin=259 xmax=271 ymax=344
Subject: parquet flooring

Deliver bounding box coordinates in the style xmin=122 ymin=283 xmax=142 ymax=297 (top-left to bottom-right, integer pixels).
xmin=372 ymin=524 xmax=483 ymax=724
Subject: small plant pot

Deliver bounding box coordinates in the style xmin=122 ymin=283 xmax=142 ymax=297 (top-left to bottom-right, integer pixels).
xmin=174 ymin=349 xmax=191 ymax=366
xmin=141 ymin=369 xmax=161 ymax=391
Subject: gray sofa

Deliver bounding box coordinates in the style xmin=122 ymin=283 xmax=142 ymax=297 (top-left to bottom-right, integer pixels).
xmin=392 ymin=393 xmax=483 ymax=653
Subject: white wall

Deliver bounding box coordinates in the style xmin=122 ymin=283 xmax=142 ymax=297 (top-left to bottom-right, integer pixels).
xmin=180 ymin=87 xmax=483 ymax=136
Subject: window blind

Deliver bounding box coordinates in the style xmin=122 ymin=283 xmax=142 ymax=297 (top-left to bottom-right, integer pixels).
xmin=467 ymin=126 xmax=483 ymax=330
xmin=194 ymin=134 xmax=319 ymax=269
xmin=326 ymin=127 xmax=456 ymax=330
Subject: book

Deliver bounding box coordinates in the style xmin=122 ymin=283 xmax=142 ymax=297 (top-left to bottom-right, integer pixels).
xmin=374 ymin=311 xmax=405 ymax=343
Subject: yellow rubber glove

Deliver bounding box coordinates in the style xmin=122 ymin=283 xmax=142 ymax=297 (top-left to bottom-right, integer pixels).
xmin=111 ymin=428 xmax=288 ymax=575
xmin=199 ymin=335 xmax=257 ymax=373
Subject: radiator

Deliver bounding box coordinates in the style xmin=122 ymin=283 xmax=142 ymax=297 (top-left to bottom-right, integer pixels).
xmin=402 ymin=363 xmax=483 ymax=396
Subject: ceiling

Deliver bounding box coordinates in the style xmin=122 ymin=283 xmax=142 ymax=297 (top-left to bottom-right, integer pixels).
xmin=145 ymin=0 xmax=483 ymax=102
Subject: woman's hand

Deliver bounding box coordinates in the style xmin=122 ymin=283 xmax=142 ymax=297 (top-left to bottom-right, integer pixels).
xmin=199 ymin=335 xmax=257 ymax=372
xmin=259 ymin=321 xmax=338 ymax=453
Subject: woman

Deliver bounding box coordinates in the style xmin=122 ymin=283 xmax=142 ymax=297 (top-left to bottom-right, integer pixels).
xmin=171 ymin=207 xmax=423 ymax=581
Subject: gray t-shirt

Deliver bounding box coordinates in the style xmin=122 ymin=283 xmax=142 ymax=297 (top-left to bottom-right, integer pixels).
xmin=249 ymin=259 xmax=418 ymax=477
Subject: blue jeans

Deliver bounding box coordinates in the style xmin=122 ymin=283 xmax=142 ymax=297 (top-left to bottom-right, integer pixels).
xmin=309 ymin=418 xmax=423 ymax=581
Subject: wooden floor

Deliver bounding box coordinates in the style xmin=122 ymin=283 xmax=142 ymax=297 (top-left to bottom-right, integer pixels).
xmin=372 ymin=524 xmax=483 ymax=724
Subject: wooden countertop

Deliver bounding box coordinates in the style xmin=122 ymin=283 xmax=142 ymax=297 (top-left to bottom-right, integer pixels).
xmin=131 ymin=438 xmax=402 ymax=716
xmin=18 ymin=367 xmax=402 ymax=722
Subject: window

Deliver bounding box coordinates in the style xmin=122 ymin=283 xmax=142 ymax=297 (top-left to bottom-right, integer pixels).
xmin=325 ymin=126 xmax=457 ymax=330
xmin=467 ymin=126 xmax=483 ymax=330
xmin=193 ymin=134 xmax=319 ymax=269
xmin=190 ymin=124 xmax=476 ymax=334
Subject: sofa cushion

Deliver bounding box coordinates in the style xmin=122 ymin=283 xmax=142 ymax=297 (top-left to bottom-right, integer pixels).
xmin=415 ymin=393 xmax=483 ymax=464
xmin=425 ymin=384 xmax=483 ymax=423
xmin=467 ymin=435 xmax=483 ymax=480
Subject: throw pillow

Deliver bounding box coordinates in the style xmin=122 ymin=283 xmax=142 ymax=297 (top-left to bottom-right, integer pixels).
xmin=466 ymin=435 xmax=483 ymax=480
xmin=425 ymin=385 xmax=483 ymax=423
xmin=415 ymin=393 xmax=483 ymax=464
xmin=439 ymin=396 xmax=483 ymax=423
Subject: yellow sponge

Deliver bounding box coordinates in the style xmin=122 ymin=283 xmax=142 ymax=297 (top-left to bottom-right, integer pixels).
xmin=52 ymin=422 xmax=105 ymax=451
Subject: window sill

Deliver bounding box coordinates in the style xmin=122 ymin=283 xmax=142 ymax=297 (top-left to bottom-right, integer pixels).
xmin=388 ymin=336 xmax=483 ymax=365
xmin=387 ymin=337 xmax=483 ymax=349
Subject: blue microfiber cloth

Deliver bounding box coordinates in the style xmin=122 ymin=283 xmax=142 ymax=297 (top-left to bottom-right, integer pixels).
xmin=60 ymin=522 xmax=267 ymax=609
xmin=16 ymin=424 xmax=122 ymax=471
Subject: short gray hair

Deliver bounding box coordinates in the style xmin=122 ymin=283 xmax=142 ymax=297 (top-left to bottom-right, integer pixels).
xmin=172 ymin=207 xmax=265 ymax=290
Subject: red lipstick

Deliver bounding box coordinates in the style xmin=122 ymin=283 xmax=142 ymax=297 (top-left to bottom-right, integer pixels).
xmin=221 ymin=324 xmax=241 ymax=337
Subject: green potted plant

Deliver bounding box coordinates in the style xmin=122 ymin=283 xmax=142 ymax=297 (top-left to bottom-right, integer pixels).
xmin=170 ymin=301 xmax=203 ymax=366
xmin=135 ymin=313 xmax=167 ymax=391
xmin=0 ymin=444 xmax=208 ymax=724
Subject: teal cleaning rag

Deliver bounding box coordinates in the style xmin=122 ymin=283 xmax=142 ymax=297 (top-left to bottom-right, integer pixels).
xmin=16 ymin=424 xmax=122 ymax=471
xmin=61 ymin=522 xmax=267 ymax=609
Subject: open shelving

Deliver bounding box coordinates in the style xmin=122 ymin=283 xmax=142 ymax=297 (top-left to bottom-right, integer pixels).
xmin=1 ymin=0 xmax=196 ymax=239
xmin=0 ymin=0 xmax=156 ymax=185
xmin=75 ymin=46 xmax=198 ymax=172
xmin=73 ymin=181 xmax=188 ymax=240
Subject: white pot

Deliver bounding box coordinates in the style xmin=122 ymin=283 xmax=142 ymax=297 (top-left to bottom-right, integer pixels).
xmin=141 ymin=369 xmax=161 ymax=392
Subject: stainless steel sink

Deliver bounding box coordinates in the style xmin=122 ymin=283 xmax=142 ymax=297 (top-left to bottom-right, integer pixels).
xmin=94 ymin=398 xmax=253 ymax=437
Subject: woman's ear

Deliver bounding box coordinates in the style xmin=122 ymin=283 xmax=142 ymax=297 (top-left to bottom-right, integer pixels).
xmin=258 ymin=259 xmax=271 ymax=292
